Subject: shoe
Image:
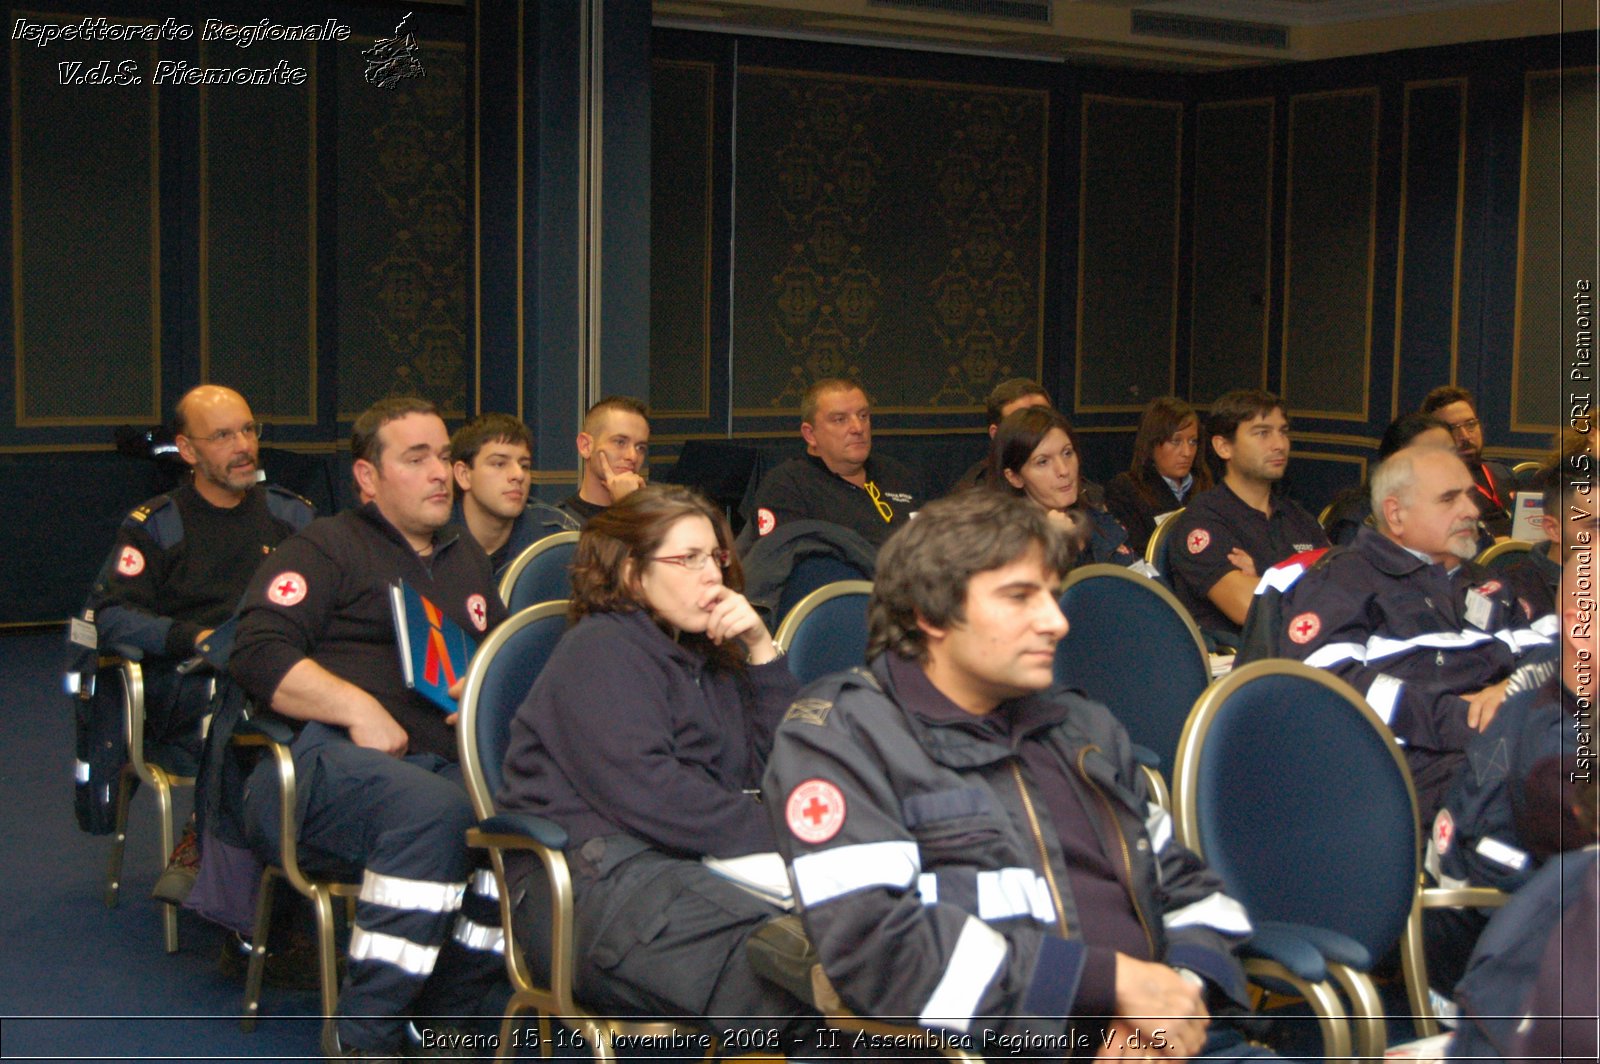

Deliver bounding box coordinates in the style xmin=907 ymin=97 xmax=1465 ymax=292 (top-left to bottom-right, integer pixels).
xmin=151 ymin=821 xmax=199 ymax=905
xmin=217 ymin=930 xmax=324 ymax=992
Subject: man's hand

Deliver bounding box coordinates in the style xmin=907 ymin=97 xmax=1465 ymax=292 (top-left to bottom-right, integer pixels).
xmin=700 ymin=586 xmax=779 ymax=665
xmin=596 ymin=451 xmax=646 ymax=502
xmin=1226 ymin=547 xmax=1257 ymax=580
xmin=1464 ymin=679 xmax=1510 ymax=732
xmin=1111 ymin=955 xmax=1209 ymax=1059
xmin=347 ymin=696 xmax=409 ymax=755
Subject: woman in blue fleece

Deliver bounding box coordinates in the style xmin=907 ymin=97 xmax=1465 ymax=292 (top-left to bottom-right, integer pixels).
xmin=496 ymin=484 xmax=815 ymax=1036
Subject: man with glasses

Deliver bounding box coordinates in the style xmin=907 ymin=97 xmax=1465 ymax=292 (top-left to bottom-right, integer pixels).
xmin=84 ymin=384 xmax=314 ymax=901
xmin=745 ymin=377 xmax=926 ymax=547
xmin=1421 ymin=386 xmax=1514 ymax=540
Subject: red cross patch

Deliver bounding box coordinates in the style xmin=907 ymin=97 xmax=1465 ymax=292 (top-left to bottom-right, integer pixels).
xmin=267 ymin=571 xmax=308 ymax=607
xmin=466 ymin=594 xmax=488 ymax=632
xmin=1433 ymin=808 xmax=1455 ymax=856
xmin=785 ymin=779 xmax=846 ymax=844
xmin=1476 ymin=580 xmax=1502 ymax=595
xmin=1287 ymin=612 xmax=1321 ymax=644
xmin=1186 ymin=528 xmax=1211 ymax=554
xmin=757 ymin=508 xmax=776 ymax=536
xmin=115 ymin=546 xmax=145 ymax=577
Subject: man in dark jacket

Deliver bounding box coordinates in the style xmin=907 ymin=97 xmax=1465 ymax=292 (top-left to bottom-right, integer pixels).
xmin=765 ymin=490 xmax=1266 ymax=1056
xmin=230 ymin=397 xmax=508 ymax=1061
xmin=449 ymin=412 xmax=577 ymax=576
xmin=1272 ymin=444 xmax=1553 ymax=826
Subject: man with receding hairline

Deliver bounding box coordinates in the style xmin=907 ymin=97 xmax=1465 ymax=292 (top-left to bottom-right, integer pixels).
xmin=1271 ymin=443 xmax=1554 ymax=824
xmin=745 ymin=377 xmax=926 ymax=547
xmin=79 ymin=384 xmax=313 ymax=901
xmin=954 ymin=378 xmax=1053 ymax=490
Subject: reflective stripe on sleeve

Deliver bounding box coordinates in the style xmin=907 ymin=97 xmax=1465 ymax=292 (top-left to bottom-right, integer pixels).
xmin=918 ymin=872 xmax=939 ymax=905
xmin=1304 ymin=641 xmax=1367 ymax=668
xmin=1145 ymin=803 xmax=1172 ymax=854
xmin=1365 ymin=674 xmax=1404 ymax=725
xmin=358 ymin=870 xmax=467 ymax=913
xmin=469 ymin=869 xmax=499 ymax=900
xmin=348 ymin=927 xmax=442 ymax=977
xmin=1161 ymin=891 xmax=1253 ymax=935
xmin=1366 ymin=630 xmax=1495 ymax=662
xmin=791 ymin=841 xmax=920 ymax=907
xmin=1493 ymin=626 xmax=1553 ymax=654
xmin=452 ymin=915 xmax=507 ymax=954
xmin=919 ymin=915 xmax=1008 ymax=1033
xmin=75 ymin=759 xmax=91 ymax=783
xmin=975 ymin=868 xmax=1056 ymax=924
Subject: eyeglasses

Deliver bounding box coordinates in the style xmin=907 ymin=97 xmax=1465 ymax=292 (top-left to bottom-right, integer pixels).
xmin=651 ymin=548 xmax=731 ymax=571
xmin=193 ymin=421 xmax=263 ymax=446
xmin=1444 ymin=418 xmax=1481 ymax=436
xmin=865 ymin=481 xmax=893 ymax=523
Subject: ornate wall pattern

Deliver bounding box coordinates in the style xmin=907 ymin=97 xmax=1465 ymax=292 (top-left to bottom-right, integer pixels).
xmin=732 ymin=69 xmax=1047 ymax=415
xmin=336 ymin=41 xmax=468 ymax=419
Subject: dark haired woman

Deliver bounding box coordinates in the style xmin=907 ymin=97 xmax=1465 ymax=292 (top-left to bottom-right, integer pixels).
xmin=1104 ymin=396 xmax=1212 ymax=555
xmin=495 ymin=485 xmax=814 ymax=1033
xmin=989 ymin=406 xmax=1150 ymax=572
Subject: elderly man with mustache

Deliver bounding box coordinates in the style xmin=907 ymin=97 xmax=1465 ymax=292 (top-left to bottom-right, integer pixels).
xmin=1268 ymin=443 xmax=1556 ymax=826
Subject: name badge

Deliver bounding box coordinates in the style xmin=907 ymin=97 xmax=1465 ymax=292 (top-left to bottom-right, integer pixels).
xmin=1464 ymin=588 xmax=1494 ymax=631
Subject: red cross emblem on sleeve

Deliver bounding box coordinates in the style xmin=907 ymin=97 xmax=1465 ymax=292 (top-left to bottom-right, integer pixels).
xmin=785 ymin=779 xmax=846 ymax=844
xmin=1186 ymin=528 xmax=1210 ymax=554
xmin=267 ymin=571 xmax=308 ymax=607
xmin=757 ymin=508 xmax=776 ymax=536
xmin=1287 ymin=611 xmax=1321 ymax=644
xmin=466 ymin=594 xmax=488 ymax=632
xmin=115 ymin=546 xmax=145 ymax=577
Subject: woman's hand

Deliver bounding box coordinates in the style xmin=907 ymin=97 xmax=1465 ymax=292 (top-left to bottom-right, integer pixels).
xmin=700 ymin=586 xmax=780 ymax=664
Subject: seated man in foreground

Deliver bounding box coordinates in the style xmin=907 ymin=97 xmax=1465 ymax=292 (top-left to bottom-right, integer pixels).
xmin=764 ymin=490 xmax=1266 ymax=1056
xmin=230 ymin=397 xmax=508 ymax=1061
xmin=1272 ymin=443 xmax=1552 ymax=826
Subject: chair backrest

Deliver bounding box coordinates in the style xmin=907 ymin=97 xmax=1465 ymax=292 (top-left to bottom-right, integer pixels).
xmin=1144 ymin=506 xmax=1184 ymax=579
xmin=1054 ymin=563 xmax=1210 ymax=775
xmin=1511 ymin=460 xmax=1544 ymax=490
xmin=1173 ymin=659 xmax=1421 ymax=960
xmin=773 ymin=580 xmax=874 ymax=684
xmin=457 ymin=601 xmax=570 ymax=820
xmin=774 ymin=555 xmax=868 ymax=628
xmin=1474 ymin=538 xmax=1535 ymax=571
xmin=498 ymin=531 xmax=580 ymax=613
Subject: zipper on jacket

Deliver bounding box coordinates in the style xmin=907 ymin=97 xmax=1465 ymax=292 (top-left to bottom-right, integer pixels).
xmin=1007 ymin=761 xmax=1069 ymax=935
xmin=1075 ymin=745 xmax=1157 ymax=957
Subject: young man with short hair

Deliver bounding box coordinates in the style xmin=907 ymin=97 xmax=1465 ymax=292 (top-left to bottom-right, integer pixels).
xmin=559 ymin=396 xmax=650 ymax=525
xmin=450 ymin=413 xmax=577 ymax=575
xmin=765 ymin=490 xmax=1267 ymax=1056
xmin=1167 ymin=389 xmax=1327 ymax=635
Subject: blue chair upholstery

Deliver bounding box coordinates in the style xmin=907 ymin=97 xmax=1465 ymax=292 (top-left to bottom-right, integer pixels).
xmin=1055 ymin=564 xmax=1209 ymax=800
xmin=498 ymin=531 xmax=580 ymax=613
xmin=773 ymin=555 xmax=867 ymax=630
xmin=1173 ymin=660 xmax=1505 ymax=1058
xmin=772 ymin=580 xmax=873 ymax=684
xmin=456 ymin=602 xmax=708 ymax=1061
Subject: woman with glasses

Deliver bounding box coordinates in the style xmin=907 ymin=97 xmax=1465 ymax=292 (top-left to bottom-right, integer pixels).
xmin=989 ymin=406 xmax=1150 ymax=572
xmin=495 ymin=484 xmax=816 ymax=1036
xmin=1103 ymin=396 xmax=1213 ymax=555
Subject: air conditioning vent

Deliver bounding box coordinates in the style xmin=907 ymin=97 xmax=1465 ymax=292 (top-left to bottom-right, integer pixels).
xmin=868 ymin=0 xmax=1053 ymax=25
xmin=1130 ymin=10 xmax=1288 ymax=49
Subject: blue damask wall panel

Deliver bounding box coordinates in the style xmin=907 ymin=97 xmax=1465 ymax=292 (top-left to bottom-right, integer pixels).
xmin=731 ymin=67 xmax=1048 ymax=416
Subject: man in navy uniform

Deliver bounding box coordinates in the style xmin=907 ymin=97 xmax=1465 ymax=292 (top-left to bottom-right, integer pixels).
xmin=231 ymin=397 xmax=507 ymax=1061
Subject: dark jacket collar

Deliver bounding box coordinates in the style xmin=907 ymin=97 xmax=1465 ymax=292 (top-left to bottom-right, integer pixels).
xmin=356 ymin=501 xmax=461 ymax=555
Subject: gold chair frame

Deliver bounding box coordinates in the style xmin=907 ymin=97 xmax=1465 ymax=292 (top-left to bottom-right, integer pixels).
xmin=1143 ymin=506 xmax=1185 ymax=575
xmin=772 ymin=579 xmax=874 ymax=654
xmin=497 ymin=531 xmax=581 ymax=609
xmin=103 ymin=657 xmax=200 ymax=954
